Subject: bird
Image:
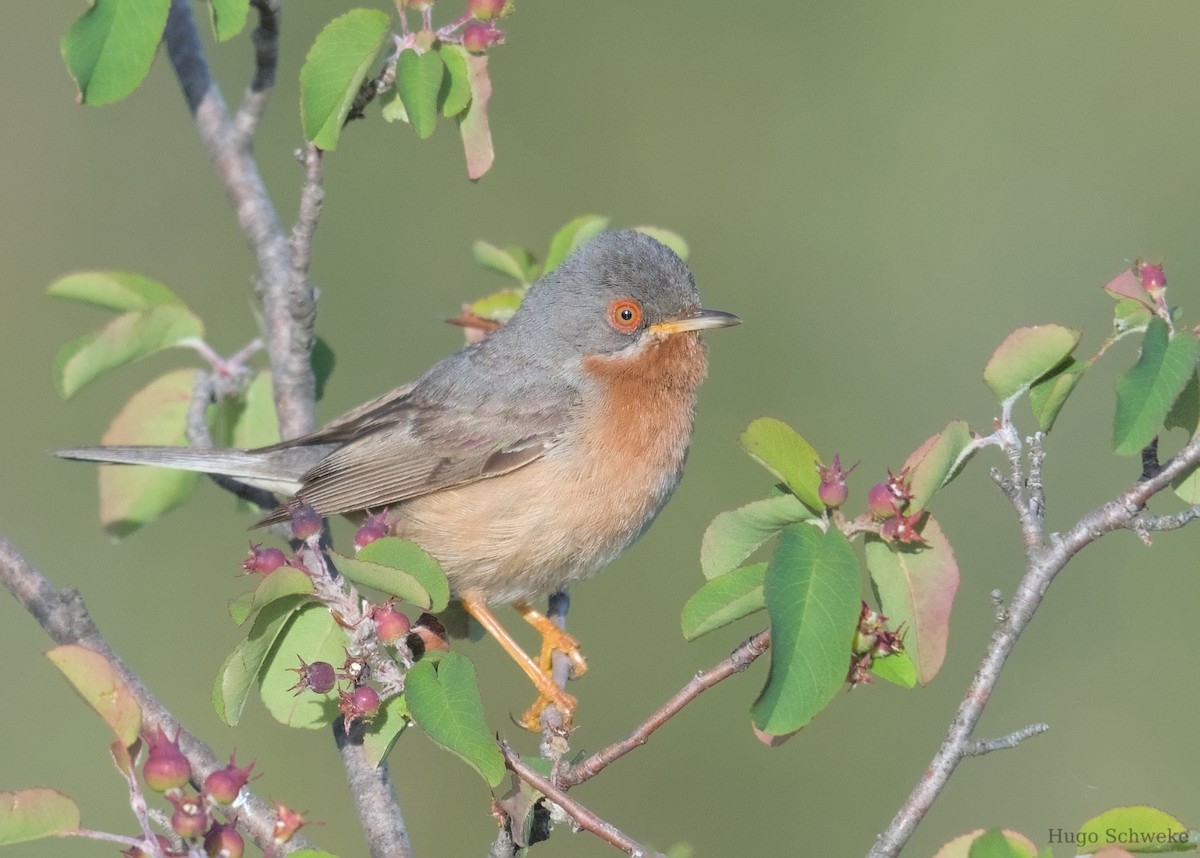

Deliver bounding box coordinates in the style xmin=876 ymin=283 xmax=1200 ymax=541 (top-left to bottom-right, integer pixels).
xmin=57 ymin=229 xmax=740 ymax=727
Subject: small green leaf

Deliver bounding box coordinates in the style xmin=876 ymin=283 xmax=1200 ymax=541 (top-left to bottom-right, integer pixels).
xmin=1164 ymin=370 xmax=1199 ymax=434
xmin=631 ymin=226 xmax=689 ymax=260
xmin=457 ymin=52 xmax=494 ymax=179
xmin=407 ymin=652 xmax=505 ymax=787
xmin=750 ymin=525 xmax=861 ymax=737
xmin=208 ymin=0 xmax=250 ymax=41
xmin=48 ymin=271 xmax=183 ymax=311
xmin=870 ymin=650 xmax=917 ymax=688
xmin=437 ymin=44 xmax=471 ymax=117
xmin=46 ymin=645 xmax=140 ymax=746
xmin=983 ymin=325 xmax=1082 ymax=401
xmin=300 ymin=9 xmax=391 ymax=151
xmin=331 ymin=537 xmax=450 ymax=612
xmin=681 ymin=563 xmax=766 ymax=640
xmin=381 ymin=92 xmax=409 ymax=123
xmin=933 ymin=830 xmax=1040 ymax=858
xmin=543 ymin=216 xmax=611 ymax=273
xmin=0 ymin=789 xmax=81 ymax=845
xmin=967 ymin=829 xmax=1035 ymax=858
xmin=738 ymin=418 xmax=823 ymax=513
xmin=61 ymin=0 xmax=170 ymax=106
xmin=903 ymin=420 xmax=974 ymax=512
xmin=229 ymin=566 xmax=314 ymax=626
xmin=1028 ymin=357 xmax=1086 ymax=432
xmin=700 ymin=493 xmax=812 ymax=579
xmin=1076 ymin=806 xmax=1196 ymax=853
xmin=55 ymin=305 xmax=204 ymax=400
xmin=865 ymin=516 xmax=959 ymax=685
xmin=213 ymin=594 xmax=311 ymax=726
xmin=469 ymin=288 xmax=525 ymax=323
xmin=472 ymin=241 xmax=537 ymax=285
xmin=260 ymin=604 xmax=349 ymax=729
xmin=396 ymin=49 xmax=444 ymax=139
xmin=1114 ymin=297 xmax=1153 ymax=334
xmin=232 ymin=370 xmax=281 ymax=450
xmin=1113 ymin=320 xmax=1200 ymax=455
xmin=98 ymin=369 xmax=205 ymax=539
xmin=363 ymin=694 xmax=411 ymax=767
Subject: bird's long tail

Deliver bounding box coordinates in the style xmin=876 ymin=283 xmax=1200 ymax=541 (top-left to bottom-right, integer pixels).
xmin=55 ymin=446 xmax=312 ymax=495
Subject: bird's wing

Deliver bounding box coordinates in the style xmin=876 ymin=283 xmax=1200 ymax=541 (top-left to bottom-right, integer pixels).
xmin=253 ymin=393 xmax=569 ymax=526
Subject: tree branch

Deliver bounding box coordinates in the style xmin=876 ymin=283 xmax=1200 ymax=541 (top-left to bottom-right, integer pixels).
xmin=561 ymin=629 xmax=771 ymax=789
xmin=500 ymin=741 xmax=664 ymax=858
xmin=334 ymin=722 xmax=413 ymax=858
xmin=234 ymin=0 xmax=280 ymax=141
xmin=163 ymin=0 xmax=316 ymax=441
xmin=866 ymin=432 xmax=1200 ymax=857
xmin=0 ymin=534 xmax=310 ymax=854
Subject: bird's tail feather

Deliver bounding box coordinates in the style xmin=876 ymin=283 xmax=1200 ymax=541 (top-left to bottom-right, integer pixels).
xmin=54 ymin=446 xmax=312 ymax=496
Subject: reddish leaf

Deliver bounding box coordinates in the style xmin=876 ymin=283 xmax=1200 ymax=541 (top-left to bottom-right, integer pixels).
xmin=46 ymin=645 xmax=140 ymax=746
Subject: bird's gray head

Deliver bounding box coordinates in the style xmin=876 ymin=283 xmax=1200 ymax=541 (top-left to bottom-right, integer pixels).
xmin=499 ymin=229 xmax=738 ymax=363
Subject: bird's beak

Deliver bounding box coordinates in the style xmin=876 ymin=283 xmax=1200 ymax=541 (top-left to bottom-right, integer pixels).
xmin=650 ymin=308 xmax=742 ymax=335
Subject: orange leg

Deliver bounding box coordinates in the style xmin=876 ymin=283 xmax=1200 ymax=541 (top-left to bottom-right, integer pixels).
xmin=462 ymin=596 xmax=578 ymax=730
xmin=514 ymin=600 xmax=588 ymax=678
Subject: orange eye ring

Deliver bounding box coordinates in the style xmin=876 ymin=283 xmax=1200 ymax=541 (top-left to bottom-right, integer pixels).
xmin=607 ymin=298 xmax=643 ymax=333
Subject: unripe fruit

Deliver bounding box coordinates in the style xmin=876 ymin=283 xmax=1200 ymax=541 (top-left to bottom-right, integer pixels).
xmin=168 ymin=792 xmax=208 ymax=840
xmin=287 ymin=657 xmax=336 ymax=696
xmin=867 ymin=482 xmax=898 ymax=519
xmin=203 ymin=754 xmax=254 ymax=805
xmin=469 ymin=0 xmax=505 ymax=20
xmin=370 ymin=600 xmax=411 ymax=643
xmin=242 ymin=543 xmax=286 ymax=575
xmin=289 ymin=504 xmax=323 ymax=541
xmin=204 ymin=824 xmax=245 ymax=858
xmin=143 ymin=726 xmax=191 ymax=793
xmin=462 ymin=22 xmax=491 ymax=54
xmin=353 ymin=511 xmax=389 ymax=551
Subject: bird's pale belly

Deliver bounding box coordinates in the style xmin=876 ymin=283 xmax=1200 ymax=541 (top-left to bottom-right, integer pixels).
xmin=390 ymin=396 xmax=697 ymax=604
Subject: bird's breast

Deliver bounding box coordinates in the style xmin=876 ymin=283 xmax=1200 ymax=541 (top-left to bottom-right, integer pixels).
xmin=391 ymin=333 xmax=708 ymax=604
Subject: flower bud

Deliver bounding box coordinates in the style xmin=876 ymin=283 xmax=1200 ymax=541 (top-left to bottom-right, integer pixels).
xmin=272 ymin=803 xmax=309 ymax=844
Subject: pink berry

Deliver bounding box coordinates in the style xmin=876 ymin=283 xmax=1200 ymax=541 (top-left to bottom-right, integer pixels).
xmin=339 ymin=685 xmax=381 ymax=730
xmin=204 ymin=824 xmax=245 ymax=858
xmin=462 ymin=22 xmax=492 ymax=54
xmin=168 ymin=792 xmax=208 ymax=839
xmin=143 ymin=726 xmax=191 ymax=792
xmin=816 ymin=454 xmax=855 ymax=509
xmin=370 ymin=600 xmax=411 ymax=643
xmin=289 ymin=503 xmax=323 ymax=541
xmin=203 ymin=753 xmax=254 ymax=805
xmin=241 ymin=543 xmax=287 ymax=575
xmin=469 ymin=0 xmax=505 ymax=20
xmin=353 ymin=511 xmax=390 ymax=551
xmin=287 ymin=657 xmax=336 ymax=696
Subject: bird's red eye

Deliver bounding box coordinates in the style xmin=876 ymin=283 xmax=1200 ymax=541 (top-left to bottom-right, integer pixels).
xmin=607 ymin=299 xmax=642 ymax=332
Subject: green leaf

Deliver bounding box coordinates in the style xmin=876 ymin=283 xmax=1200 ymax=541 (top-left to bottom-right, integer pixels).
xmin=55 ymin=305 xmax=204 ymax=400
xmin=738 ymin=418 xmax=823 ymax=513
xmin=213 ymin=594 xmax=311 ymax=726
xmin=208 ymin=0 xmax=249 ymax=41
xmin=438 ymin=44 xmax=472 ymax=117
xmin=331 ymin=537 xmax=450 ymax=612
xmin=48 ymin=271 xmax=182 ymax=311
xmin=933 ymin=830 xmax=1040 ymax=858
xmin=312 ymin=336 xmax=336 ymax=402
xmin=967 ymin=829 xmax=1034 ymax=858
xmin=380 ymin=92 xmax=409 ymax=123
xmin=472 ymin=241 xmax=537 ymax=285
xmin=1164 ymin=370 xmax=1199 ymax=434
xmin=1114 ymin=297 xmax=1154 ymax=334
xmin=0 ymin=789 xmax=81 ymax=845
xmin=229 ymin=566 xmax=314 ymax=626
xmin=363 ymin=694 xmax=411 ymax=767
xmin=469 ymin=288 xmax=526 ymax=323
xmin=232 ymin=370 xmax=280 ymax=450
xmin=865 ymin=516 xmax=959 ymax=685
xmin=1028 ymin=357 xmax=1086 ymax=432
xmin=750 ymin=525 xmax=861 ymax=737
xmin=983 ymin=325 xmax=1082 ymax=401
xmin=870 ymin=650 xmax=917 ymax=688
xmin=46 ymin=645 xmax=140 ymax=746
xmin=300 ymin=9 xmax=391 ymax=151
xmin=543 ymin=216 xmax=611 ymax=273
xmin=700 ymin=493 xmax=812 ymax=579
xmin=1076 ymin=806 xmax=1197 ymax=853
xmin=396 ymin=49 xmax=444 ymax=139
xmin=407 ymin=652 xmax=505 ymax=787
xmin=681 ymin=563 xmax=766 ymax=640
xmin=260 ymin=604 xmax=349 ymax=729
xmin=98 ymin=369 xmax=205 ymax=539
xmin=631 ymin=226 xmax=689 ymax=260
xmin=61 ymin=0 xmax=170 ymax=106
xmin=457 ymin=53 xmax=494 ymax=179
xmin=1113 ymin=319 xmax=1200 ymax=455
xmin=903 ymin=420 xmax=974 ymax=512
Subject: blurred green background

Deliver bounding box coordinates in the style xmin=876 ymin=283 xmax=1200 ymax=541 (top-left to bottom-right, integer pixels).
xmin=4 ymin=2 xmax=1200 ymax=856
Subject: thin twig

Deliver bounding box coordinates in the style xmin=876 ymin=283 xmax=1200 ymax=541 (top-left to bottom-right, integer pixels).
xmin=335 ymin=721 xmax=413 ymax=858
xmin=866 ymin=431 xmax=1200 ymax=857
xmin=963 ymin=723 xmax=1049 ymax=757
xmin=0 ymin=534 xmax=309 ymax=854
xmin=234 ymin=0 xmax=281 ymax=141
xmin=537 ymin=590 xmax=574 ymax=750
xmin=561 ymin=629 xmax=771 ymax=789
xmin=1127 ymin=504 xmax=1200 ymax=533
xmin=500 ymin=741 xmax=664 ymax=858
xmin=163 ymin=0 xmax=316 ymax=440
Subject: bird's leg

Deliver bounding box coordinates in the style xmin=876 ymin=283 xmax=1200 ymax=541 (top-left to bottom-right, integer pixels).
xmin=462 ymin=596 xmax=577 ymax=731
xmin=513 ymin=600 xmax=588 ymax=678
